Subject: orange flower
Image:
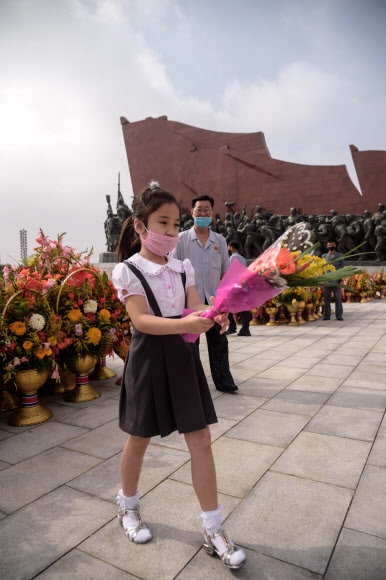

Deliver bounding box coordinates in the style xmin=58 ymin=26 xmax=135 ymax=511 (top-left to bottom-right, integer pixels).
xmin=99 ymin=309 xmax=111 ymax=319
xmin=86 ymin=327 xmax=102 ymax=345
xmin=67 ymin=309 xmax=83 ymax=322
xmin=22 ymin=340 xmax=34 ymax=350
xmin=35 ymin=350 xmax=46 ymax=359
xmin=10 ymin=321 xmax=27 ymax=336
xmin=48 ymin=336 xmax=58 ymax=346
xmin=275 ymin=248 xmax=296 ymax=275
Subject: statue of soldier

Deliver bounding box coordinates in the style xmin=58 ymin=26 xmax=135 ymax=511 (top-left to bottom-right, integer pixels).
xmin=360 ymin=210 xmax=376 ymax=260
xmin=237 ymin=217 xmax=261 ymax=258
xmin=104 ymin=195 xmax=121 ymax=252
xmin=345 ymin=214 xmax=363 ymax=258
xmin=374 ymin=217 xmax=386 ymax=262
xmin=372 ymin=203 xmax=386 ymax=223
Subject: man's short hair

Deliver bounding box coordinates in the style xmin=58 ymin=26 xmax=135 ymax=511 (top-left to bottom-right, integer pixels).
xmin=191 ymin=195 xmax=214 ymax=208
xmin=228 ymin=240 xmax=239 ymax=251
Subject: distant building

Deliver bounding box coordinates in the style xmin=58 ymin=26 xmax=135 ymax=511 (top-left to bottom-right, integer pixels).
xmin=20 ymin=229 xmax=28 ymax=261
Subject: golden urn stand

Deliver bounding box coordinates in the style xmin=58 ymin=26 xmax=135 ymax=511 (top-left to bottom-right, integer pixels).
xmin=8 ymin=370 xmax=52 ymax=427
xmin=286 ymin=302 xmax=299 ymax=326
xmin=89 ymin=356 xmax=117 ymax=381
xmin=64 ymin=355 xmax=100 ymax=403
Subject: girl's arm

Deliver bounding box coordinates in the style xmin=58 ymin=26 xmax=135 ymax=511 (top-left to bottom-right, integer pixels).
xmin=125 ymin=294 xmax=214 ymax=336
xmin=186 ymin=286 xmax=229 ymax=334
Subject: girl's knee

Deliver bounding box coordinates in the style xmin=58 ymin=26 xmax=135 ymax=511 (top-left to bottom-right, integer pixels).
xmin=185 ymin=427 xmax=212 ymax=453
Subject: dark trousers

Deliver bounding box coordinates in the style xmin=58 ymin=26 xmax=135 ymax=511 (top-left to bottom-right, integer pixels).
xmin=196 ymin=322 xmax=235 ymax=389
xmin=228 ymin=311 xmax=250 ymax=332
xmin=324 ymin=286 xmax=343 ymax=319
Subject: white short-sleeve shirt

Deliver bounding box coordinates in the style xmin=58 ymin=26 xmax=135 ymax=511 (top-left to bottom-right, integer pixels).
xmin=112 ymin=253 xmax=195 ymax=317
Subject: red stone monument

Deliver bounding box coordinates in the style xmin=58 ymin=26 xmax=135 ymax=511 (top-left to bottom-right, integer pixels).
xmin=121 ymin=115 xmax=385 ymax=215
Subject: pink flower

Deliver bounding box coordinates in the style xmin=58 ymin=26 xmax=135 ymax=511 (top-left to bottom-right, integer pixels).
xmin=51 ymin=367 xmax=60 ymax=380
xmin=13 ymin=357 xmax=21 ymax=366
xmin=7 ymin=363 xmax=13 ymax=370
xmin=75 ymin=323 xmax=83 ymax=336
xmin=21 ymin=357 xmax=29 ymax=363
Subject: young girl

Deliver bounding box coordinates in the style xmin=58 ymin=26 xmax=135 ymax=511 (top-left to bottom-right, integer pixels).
xmin=112 ymin=182 xmax=245 ymax=570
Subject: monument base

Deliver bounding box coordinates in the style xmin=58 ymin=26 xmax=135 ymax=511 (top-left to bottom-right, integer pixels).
xmin=99 ymin=252 xmax=117 ymax=263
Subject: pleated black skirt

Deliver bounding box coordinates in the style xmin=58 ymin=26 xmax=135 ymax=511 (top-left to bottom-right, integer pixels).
xmin=119 ymin=330 xmax=218 ymax=438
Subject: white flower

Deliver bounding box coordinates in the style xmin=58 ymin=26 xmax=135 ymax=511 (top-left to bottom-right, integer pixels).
xmin=28 ymin=313 xmax=46 ymax=331
xmin=83 ymin=299 xmax=98 ymax=314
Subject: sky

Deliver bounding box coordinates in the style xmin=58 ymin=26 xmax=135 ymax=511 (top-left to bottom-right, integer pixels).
xmin=1 ymin=0 xmax=385 ymax=265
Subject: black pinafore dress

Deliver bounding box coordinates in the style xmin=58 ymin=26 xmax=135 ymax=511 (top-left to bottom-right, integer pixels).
xmin=119 ymin=263 xmax=218 ymax=438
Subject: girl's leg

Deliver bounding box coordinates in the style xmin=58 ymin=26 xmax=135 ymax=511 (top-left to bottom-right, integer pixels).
xmin=184 ymin=427 xmax=245 ymax=569
xmin=120 ymin=434 xmax=150 ymax=496
xmin=184 ymin=426 xmax=217 ymax=511
xmin=117 ymin=434 xmax=152 ymax=544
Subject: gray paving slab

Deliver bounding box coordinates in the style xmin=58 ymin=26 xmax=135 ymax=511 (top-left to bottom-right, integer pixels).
xmin=305 ymin=405 xmax=383 ymax=442
xmin=212 ymin=392 xmax=267 ymax=421
xmin=56 ymin=397 xmax=119 ymax=429
xmin=36 ymin=549 xmax=136 ymax=579
xmin=324 ymin=528 xmax=386 ymax=580
xmin=0 ymin=421 xmax=88 ymax=464
xmin=286 ymin=374 xmax=343 ymax=393
xmin=322 ymin=353 xmax=364 ymax=366
xmin=238 ymin=376 xmax=288 ymax=398
xmin=367 ymin=429 xmax=386 ymax=468
xmin=256 ymin=366 xmax=306 ymax=382
xmin=171 ymin=436 xmax=282 ymax=498
xmin=305 ymin=363 xmax=355 ymax=379
xmin=345 ymin=465 xmax=386 ymax=539
xmin=79 ymin=479 xmax=240 ymax=580
xmin=271 ymin=431 xmax=371 ymax=489
xmin=0 ymin=486 xmax=114 ymax=580
xmin=151 ymin=417 xmax=237 ymax=452
xmin=226 ymin=409 xmax=310 ymax=447
xmin=326 ymin=386 xmax=386 ymax=411
xmin=342 ymin=371 xmax=386 ymax=390
xmin=68 ymin=442 xmax=189 ymax=501
xmin=176 ymin=547 xmax=322 ymax=579
xmin=261 ymin=389 xmax=328 ymax=417
xmin=60 ymin=418 xmax=128 ymax=459
xmin=225 ymin=471 xmax=352 ymax=575
xmin=362 ymin=351 xmax=386 ymax=362
xmin=0 ymin=446 xmax=103 ymax=513
xmin=0 ymin=459 xmax=10 ymax=471
xmin=0 ymin=429 xmax=13 ymax=441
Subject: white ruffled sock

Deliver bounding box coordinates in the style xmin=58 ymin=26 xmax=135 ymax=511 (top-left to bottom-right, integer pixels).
xmin=200 ymin=506 xmax=245 ymax=567
xmin=116 ymin=489 xmax=152 ymax=544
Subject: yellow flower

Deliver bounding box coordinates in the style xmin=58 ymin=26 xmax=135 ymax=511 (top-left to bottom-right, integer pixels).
xmin=10 ymin=321 xmax=27 ymax=336
xmin=99 ymin=308 xmax=111 ymax=319
xmin=68 ymin=309 xmax=83 ymax=322
xmin=22 ymin=340 xmax=34 ymax=350
xmin=86 ymin=327 xmax=102 ymax=345
xmin=48 ymin=336 xmax=57 ymax=346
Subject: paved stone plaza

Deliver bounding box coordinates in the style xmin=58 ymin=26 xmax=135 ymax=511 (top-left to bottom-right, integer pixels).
xmin=0 ymin=301 xmax=385 ymax=579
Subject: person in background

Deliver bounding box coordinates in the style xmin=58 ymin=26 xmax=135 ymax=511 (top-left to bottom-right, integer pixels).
xmin=171 ymin=195 xmax=238 ymax=393
xmin=112 ymin=182 xmax=245 ymax=569
xmin=322 ymin=240 xmax=345 ymax=321
xmin=226 ymin=241 xmax=251 ymax=336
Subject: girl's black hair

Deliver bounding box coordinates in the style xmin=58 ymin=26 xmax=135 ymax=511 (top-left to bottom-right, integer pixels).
xmin=116 ymin=181 xmax=181 ymax=262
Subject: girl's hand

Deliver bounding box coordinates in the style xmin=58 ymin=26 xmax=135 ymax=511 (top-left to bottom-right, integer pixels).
xmin=209 ymin=296 xmax=229 ymax=334
xmin=183 ymin=310 xmax=214 ymax=334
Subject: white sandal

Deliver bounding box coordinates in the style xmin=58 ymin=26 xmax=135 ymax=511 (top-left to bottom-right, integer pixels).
xmin=118 ymin=504 xmax=152 ymax=543
xmin=203 ymin=527 xmax=245 ymax=569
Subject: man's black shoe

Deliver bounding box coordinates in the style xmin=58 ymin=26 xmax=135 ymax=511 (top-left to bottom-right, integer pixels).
xmin=323 ymin=317 xmax=330 ymax=320
xmin=225 ymin=329 xmax=237 ymax=335
xmin=216 ymin=384 xmax=238 ymax=392
xmin=237 ymin=330 xmax=251 ymax=336
xmin=337 ymin=317 xmax=344 ymax=321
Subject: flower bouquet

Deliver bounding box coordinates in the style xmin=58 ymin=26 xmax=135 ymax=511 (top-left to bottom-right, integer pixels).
xmin=182 ymin=224 xmax=362 ymax=341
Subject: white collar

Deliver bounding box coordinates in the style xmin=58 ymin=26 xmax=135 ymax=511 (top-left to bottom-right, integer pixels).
xmin=126 ymin=253 xmax=183 ymax=276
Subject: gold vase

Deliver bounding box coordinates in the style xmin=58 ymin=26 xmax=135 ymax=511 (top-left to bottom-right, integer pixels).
xmin=381 ymin=285 xmax=386 ymax=299
xmin=265 ymin=306 xmax=278 ymax=326
xmin=8 ymin=370 xmax=52 ymax=427
xmin=249 ymin=308 xmax=259 ymax=325
xmin=360 ymin=292 xmax=367 ymax=303
xmin=286 ymin=302 xmax=299 ymax=326
xmin=0 ymin=389 xmax=21 ymax=412
xmin=113 ymin=345 xmax=129 ymax=386
xmin=64 ymin=355 xmax=100 ymax=403
xmin=306 ymin=302 xmax=316 ymax=321
xmin=89 ymin=356 xmax=117 ymax=380
xmin=277 ymin=305 xmax=288 ymax=324
xmin=55 ymin=367 xmax=76 ymax=394
xmin=296 ymin=300 xmax=307 ymax=324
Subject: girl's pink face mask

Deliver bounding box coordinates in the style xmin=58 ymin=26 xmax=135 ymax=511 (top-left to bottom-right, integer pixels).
xmin=141 ymin=226 xmax=179 ymax=256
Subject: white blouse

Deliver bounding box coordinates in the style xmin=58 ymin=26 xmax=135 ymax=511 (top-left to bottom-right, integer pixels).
xmin=112 ymin=253 xmax=195 ymax=317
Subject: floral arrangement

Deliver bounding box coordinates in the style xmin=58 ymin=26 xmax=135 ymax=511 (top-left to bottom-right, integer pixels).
xmin=1 ymin=230 xmax=131 ymax=374
xmin=0 ymin=288 xmax=60 ymax=383
xmin=280 ymin=287 xmax=303 ymax=305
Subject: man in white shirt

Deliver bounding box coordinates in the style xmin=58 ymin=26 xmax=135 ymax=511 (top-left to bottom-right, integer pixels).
xmin=171 ymin=195 xmax=237 ymax=392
